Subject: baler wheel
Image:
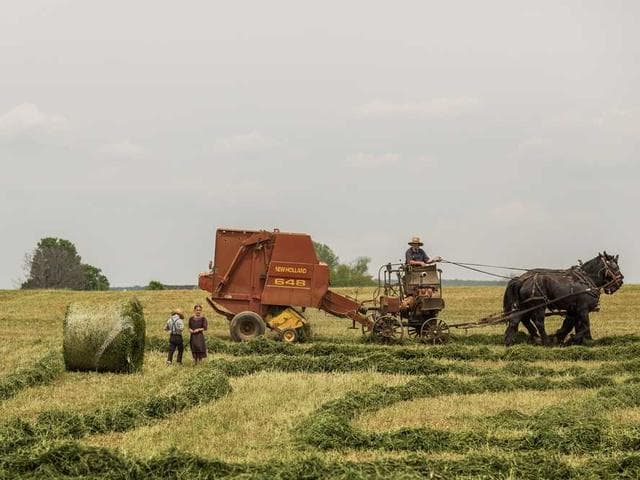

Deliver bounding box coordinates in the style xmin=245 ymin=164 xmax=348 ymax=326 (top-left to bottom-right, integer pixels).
xmin=230 ymin=311 xmax=266 ymax=342
xmin=281 ymin=328 xmax=299 ymax=343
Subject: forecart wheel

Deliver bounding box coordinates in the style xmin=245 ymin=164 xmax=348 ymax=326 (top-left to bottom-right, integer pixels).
xmin=407 ymin=321 xmax=423 ymax=338
xmin=230 ymin=311 xmax=266 ymax=342
xmin=280 ymin=328 xmax=299 ymax=344
xmin=420 ymin=318 xmax=450 ymax=344
xmin=372 ymin=315 xmax=404 ymax=343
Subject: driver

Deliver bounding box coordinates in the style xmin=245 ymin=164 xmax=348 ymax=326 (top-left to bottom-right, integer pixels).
xmin=405 ymin=236 xmax=442 ymax=266
xmin=401 ymin=236 xmax=442 ymax=311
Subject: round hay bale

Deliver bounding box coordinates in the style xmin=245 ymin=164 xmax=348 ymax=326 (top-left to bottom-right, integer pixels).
xmin=63 ymin=298 xmax=145 ymax=373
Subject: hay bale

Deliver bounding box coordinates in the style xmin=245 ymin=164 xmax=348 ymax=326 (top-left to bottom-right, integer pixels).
xmin=63 ymin=298 xmax=145 ymax=373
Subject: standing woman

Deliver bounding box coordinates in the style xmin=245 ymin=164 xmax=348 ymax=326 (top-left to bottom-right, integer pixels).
xmin=189 ymin=304 xmax=208 ymax=364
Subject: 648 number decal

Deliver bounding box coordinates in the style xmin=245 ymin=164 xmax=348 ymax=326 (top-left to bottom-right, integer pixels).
xmin=273 ymin=278 xmax=307 ymax=287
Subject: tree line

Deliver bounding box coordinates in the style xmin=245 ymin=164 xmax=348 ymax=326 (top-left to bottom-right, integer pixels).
xmin=19 ymin=237 xmax=377 ymax=290
xmin=313 ymin=242 xmax=375 ymax=287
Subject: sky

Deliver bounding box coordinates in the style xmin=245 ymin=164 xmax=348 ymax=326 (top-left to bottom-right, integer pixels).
xmin=0 ymin=0 xmax=638 ymax=288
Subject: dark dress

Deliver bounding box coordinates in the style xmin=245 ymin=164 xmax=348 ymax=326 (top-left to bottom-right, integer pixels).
xmin=189 ymin=316 xmax=208 ymax=360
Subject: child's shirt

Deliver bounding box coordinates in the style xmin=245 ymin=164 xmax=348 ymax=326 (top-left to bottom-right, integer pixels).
xmin=165 ymin=314 xmax=184 ymax=335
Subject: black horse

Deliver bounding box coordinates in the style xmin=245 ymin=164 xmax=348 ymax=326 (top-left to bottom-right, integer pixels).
xmin=503 ymin=252 xmax=623 ymax=346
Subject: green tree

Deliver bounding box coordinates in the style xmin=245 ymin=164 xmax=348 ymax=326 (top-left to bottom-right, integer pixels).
xmin=313 ymin=242 xmax=375 ymax=287
xmin=332 ymin=257 xmax=376 ymax=287
xmin=22 ymin=237 xmax=110 ymax=290
xmin=82 ymin=264 xmax=110 ymax=291
xmin=147 ymin=280 xmax=165 ymax=290
xmin=313 ymin=242 xmax=339 ymax=270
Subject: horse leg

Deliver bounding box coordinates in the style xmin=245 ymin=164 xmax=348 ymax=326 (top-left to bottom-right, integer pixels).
xmin=583 ymin=317 xmax=593 ymax=341
xmin=555 ymin=314 xmax=576 ymax=345
xmin=504 ymin=313 xmax=521 ymax=347
xmin=531 ymin=309 xmax=551 ymax=346
xmin=521 ymin=316 xmax=541 ymax=344
xmin=570 ymin=311 xmax=591 ymax=345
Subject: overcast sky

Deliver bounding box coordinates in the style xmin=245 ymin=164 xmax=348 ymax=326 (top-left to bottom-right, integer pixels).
xmin=1 ymin=0 xmax=638 ymax=288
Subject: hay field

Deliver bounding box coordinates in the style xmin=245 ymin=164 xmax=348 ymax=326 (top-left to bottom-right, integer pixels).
xmin=1 ymin=285 xmax=640 ymax=479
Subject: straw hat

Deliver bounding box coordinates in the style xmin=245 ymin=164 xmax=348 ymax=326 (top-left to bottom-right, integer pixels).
xmin=408 ymin=236 xmax=423 ymax=246
xmin=171 ymin=308 xmax=185 ymax=319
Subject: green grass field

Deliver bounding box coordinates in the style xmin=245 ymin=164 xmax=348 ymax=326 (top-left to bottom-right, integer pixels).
xmin=1 ymin=285 xmax=640 ymax=479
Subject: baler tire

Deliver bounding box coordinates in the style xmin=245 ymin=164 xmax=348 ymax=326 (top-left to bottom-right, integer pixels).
xmin=230 ymin=311 xmax=266 ymax=342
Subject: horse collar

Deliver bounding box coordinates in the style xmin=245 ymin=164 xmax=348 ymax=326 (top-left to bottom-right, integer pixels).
xmin=573 ymin=267 xmax=600 ymax=297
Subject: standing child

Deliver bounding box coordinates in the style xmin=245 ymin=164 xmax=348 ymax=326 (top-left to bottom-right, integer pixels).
xmin=165 ymin=308 xmax=185 ymax=364
xmin=189 ymin=304 xmax=208 ymax=364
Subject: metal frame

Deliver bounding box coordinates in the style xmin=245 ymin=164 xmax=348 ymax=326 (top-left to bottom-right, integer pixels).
xmin=366 ymin=262 xmax=447 ymax=342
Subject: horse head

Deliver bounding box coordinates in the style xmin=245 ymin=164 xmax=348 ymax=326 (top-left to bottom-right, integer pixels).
xmin=599 ymin=251 xmax=623 ymax=294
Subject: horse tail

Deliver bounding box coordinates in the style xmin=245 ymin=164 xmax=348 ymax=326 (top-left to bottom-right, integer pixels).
xmin=503 ymin=278 xmax=521 ymax=314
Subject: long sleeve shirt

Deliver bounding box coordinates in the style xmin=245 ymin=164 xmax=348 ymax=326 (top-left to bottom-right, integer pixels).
xmin=405 ymin=247 xmax=429 ymax=264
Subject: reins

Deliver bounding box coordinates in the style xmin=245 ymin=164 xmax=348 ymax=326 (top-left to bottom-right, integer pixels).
xmin=439 ymin=260 xmax=529 ymax=280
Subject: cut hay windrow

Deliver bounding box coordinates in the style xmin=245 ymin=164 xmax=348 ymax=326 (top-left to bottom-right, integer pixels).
xmin=0 ymin=352 xmax=63 ymax=402
xmin=213 ymin=352 xmax=480 ymax=378
xmin=434 ymin=333 xmax=640 ymax=348
xmin=0 ymin=419 xmax=40 ymax=456
xmin=146 ymin=335 xmax=640 ymax=363
xmin=213 ymin=352 xmax=606 ymax=380
xmin=5 ymin=442 xmax=640 ymax=480
xmin=149 ymin=337 xmax=640 ymax=380
xmin=0 ymin=367 xmax=231 ymax=450
xmin=295 ymin=377 xmax=640 ymax=455
xmin=296 ymin=373 xmax=620 ymax=452
xmin=36 ymin=368 xmax=230 ymax=439
xmin=63 ymin=298 xmax=145 ymax=373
